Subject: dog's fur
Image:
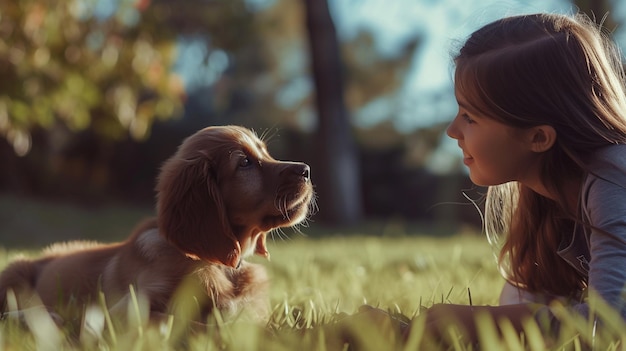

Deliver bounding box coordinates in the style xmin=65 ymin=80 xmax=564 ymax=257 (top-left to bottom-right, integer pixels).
xmin=0 ymin=125 xmax=315 ymax=324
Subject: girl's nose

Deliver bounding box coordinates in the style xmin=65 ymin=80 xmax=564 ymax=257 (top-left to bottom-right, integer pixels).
xmin=446 ymin=117 xmax=461 ymax=140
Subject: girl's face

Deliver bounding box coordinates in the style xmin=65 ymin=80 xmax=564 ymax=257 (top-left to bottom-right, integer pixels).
xmin=446 ymin=87 xmax=541 ymax=187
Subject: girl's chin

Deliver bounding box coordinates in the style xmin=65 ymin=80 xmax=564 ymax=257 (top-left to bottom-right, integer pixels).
xmin=469 ymin=174 xmax=502 ymax=187
xmin=468 ymin=172 xmax=491 ymax=187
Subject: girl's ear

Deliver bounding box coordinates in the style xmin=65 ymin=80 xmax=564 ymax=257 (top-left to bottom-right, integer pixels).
xmin=528 ymin=125 xmax=556 ymax=153
xmin=156 ymin=157 xmax=241 ymax=268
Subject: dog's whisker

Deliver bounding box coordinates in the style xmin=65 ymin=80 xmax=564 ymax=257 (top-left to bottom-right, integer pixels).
xmin=273 ymin=197 xmax=280 ymax=213
xmin=307 ymin=194 xmax=319 ymax=219
xmin=262 ymin=129 xmax=271 ymax=142
xmin=260 ymin=125 xmax=280 ymax=143
xmin=273 ymin=193 xmax=292 ymax=221
xmin=269 ymin=227 xmax=278 ymax=240
xmin=291 ymin=224 xmax=304 ymax=236
xmin=298 ymin=219 xmax=311 ymax=229
xmin=283 ymin=197 xmax=291 ymax=221
xmin=276 ymin=227 xmax=290 ymax=241
xmin=274 ymin=199 xmax=283 ymax=218
xmin=269 ymin=227 xmax=287 ymax=242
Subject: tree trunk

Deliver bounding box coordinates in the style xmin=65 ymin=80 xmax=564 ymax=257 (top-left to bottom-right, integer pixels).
xmin=303 ymin=0 xmax=363 ymax=225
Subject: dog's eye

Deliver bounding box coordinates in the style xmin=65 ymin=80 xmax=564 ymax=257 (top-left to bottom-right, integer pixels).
xmin=239 ymin=157 xmax=252 ymax=168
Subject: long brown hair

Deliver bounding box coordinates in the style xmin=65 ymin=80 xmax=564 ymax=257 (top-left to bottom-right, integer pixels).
xmin=455 ymin=13 xmax=626 ymax=296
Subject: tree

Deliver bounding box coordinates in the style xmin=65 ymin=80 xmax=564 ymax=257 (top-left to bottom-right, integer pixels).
xmin=303 ymin=0 xmax=363 ymax=225
xmin=0 ymin=0 xmax=186 ymax=156
xmin=0 ymin=0 xmax=263 ymax=157
xmin=0 ymin=0 xmax=268 ymax=199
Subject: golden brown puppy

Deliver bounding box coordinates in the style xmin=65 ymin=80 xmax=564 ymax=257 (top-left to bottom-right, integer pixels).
xmin=0 ymin=125 xmax=315 ymax=325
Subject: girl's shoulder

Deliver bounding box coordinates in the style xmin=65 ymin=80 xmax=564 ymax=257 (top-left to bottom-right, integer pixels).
xmin=590 ymin=144 xmax=626 ymax=163
xmin=585 ymin=144 xmax=626 ymax=185
xmin=581 ymin=145 xmax=626 ymax=215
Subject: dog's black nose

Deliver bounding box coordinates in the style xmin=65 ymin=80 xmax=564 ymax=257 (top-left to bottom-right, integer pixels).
xmin=300 ymin=164 xmax=311 ymax=180
xmin=285 ymin=163 xmax=310 ymax=180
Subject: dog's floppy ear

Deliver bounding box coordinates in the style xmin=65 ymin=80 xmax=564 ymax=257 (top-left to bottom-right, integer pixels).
xmin=156 ymin=154 xmax=241 ymax=268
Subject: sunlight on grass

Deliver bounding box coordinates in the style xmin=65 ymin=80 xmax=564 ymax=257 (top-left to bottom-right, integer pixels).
xmin=1 ymin=233 xmax=625 ymax=350
xmin=261 ymin=234 xmax=502 ymax=313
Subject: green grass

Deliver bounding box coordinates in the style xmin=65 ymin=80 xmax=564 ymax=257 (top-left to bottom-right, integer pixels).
xmin=0 ymin=234 xmax=500 ymax=350
xmin=3 ymin=235 xmax=625 ymax=350
xmin=0 ymin=196 xmax=625 ymax=350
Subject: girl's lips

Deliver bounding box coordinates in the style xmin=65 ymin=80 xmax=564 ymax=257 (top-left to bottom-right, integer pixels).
xmin=458 ymin=145 xmax=473 ymax=165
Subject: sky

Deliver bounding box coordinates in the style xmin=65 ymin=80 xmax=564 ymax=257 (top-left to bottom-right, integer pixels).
xmin=330 ymin=0 xmax=626 ymax=131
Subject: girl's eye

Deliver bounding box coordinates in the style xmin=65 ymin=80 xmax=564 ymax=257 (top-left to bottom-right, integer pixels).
xmin=239 ymin=157 xmax=252 ymax=168
xmin=461 ymin=113 xmax=475 ymax=124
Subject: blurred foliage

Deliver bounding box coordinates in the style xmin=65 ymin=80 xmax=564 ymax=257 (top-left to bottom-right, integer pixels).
xmin=0 ymin=0 xmax=619 ymax=157
xmin=0 ymin=0 xmax=477 ymax=226
xmin=0 ymin=194 xmax=152 ymax=247
xmin=0 ymin=0 xmax=182 ymax=155
xmin=0 ymin=0 xmax=423 ymax=155
xmin=0 ymin=0 xmax=266 ymax=156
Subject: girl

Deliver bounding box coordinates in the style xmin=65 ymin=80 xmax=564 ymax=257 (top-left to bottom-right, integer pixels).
xmin=434 ymin=11 xmax=626 ymax=342
xmin=346 ymin=12 xmax=626 ymax=347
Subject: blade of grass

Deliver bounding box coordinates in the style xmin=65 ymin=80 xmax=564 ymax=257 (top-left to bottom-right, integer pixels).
xmin=475 ymin=311 xmax=502 ymax=351
xmin=99 ymin=291 xmax=117 ymax=345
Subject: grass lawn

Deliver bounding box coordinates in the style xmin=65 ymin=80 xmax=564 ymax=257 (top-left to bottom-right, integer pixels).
xmin=0 ymin=195 xmax=624 ymax=350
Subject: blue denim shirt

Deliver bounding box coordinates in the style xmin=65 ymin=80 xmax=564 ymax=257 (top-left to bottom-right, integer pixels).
xmin=564 ymin=144 xmax=626 ymax=321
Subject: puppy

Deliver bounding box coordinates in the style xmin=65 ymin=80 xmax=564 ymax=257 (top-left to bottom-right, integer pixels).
xmin=0 ymin=125 xmax=315 ymax=325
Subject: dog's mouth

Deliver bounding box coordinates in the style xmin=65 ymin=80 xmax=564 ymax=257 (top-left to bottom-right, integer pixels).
xmin=265 ymin=186 xmax=314 ymax=228
xmin=254 ymin=232 xmax=270 ymax=259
